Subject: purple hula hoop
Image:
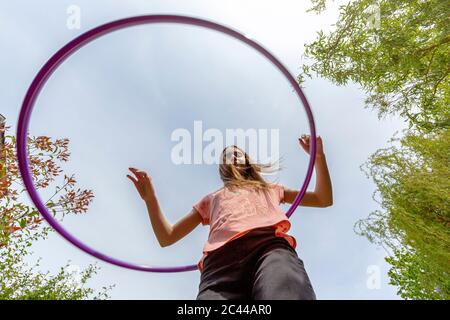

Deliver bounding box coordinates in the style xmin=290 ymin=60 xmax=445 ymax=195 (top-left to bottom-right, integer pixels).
xmin=16 ymin=15 xmax=316 ymax=273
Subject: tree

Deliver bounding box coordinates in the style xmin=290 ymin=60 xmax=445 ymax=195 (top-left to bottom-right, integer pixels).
xmin=355 ymin=128 xmax=449 ymax=299
xmin=301 ymin=0 xmax=450 ymax=299
xmin=300 ymin=0 xmax=449 ymax=133
xmin=0 ymin=126 xmax=112 ymax=299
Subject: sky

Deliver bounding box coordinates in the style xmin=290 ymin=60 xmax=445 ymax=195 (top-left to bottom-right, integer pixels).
xmin=0 ymin=0 xmax=406 ymax=299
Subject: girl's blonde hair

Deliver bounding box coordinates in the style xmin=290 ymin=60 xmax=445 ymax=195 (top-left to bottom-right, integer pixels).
xmin=219 ymin=145 xmax=280 ymax=191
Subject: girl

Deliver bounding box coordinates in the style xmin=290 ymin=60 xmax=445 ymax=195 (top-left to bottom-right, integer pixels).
xmin=127 ymin=134 xmax=332 ymax=300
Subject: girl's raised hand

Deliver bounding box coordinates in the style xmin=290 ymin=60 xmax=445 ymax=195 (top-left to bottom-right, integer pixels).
xmin=127 ymin=167 xmax=155 ymax=202
xmin=298 ymin=134 xmax=324 ymax=157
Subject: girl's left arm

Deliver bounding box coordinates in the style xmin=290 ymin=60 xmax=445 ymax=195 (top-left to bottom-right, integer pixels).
xmin=284 ymin=135 xmax=333 ymax=208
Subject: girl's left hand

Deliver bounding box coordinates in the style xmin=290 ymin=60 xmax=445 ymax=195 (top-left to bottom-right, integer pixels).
xmin=298 ymin=134 xmax=325 ymax=157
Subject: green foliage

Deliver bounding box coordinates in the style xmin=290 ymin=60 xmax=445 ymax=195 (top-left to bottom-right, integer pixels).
xmin=303 ymin=0 xmax=450 ymax=299
xmin=303 ymin=0 xmax=450 ymax=133
xmin=386 ymin=247 xmax=449 ymax=300
xmin=355 ymin=128 xmax=450 ymax=299
xmin=0 ymin=232 xmax=112 ymax=300
xmin=0 ymin=129 xmax=112 ymax=299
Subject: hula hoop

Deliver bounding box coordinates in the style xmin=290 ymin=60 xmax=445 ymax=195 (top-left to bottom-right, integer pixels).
xmin=16 ymin=15 xmax=317 ymax=273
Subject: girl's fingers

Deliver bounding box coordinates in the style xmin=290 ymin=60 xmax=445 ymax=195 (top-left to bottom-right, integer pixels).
xmin=128 ymin=168 xmax=151 ymax=182
xmin=129 ymin=167 xmax=144 ymax=178
xmin=127 ymin=174 xmax=138 ymax=183
xmin=139 ymin=172 xmax=149 ymax=181
xmin=298 ymin=139 xmax=309 ymax=153
xmin=298 ymin=138 xmax=306 ymax=147
xmin=127 ymin=175 xmax=140 ymax=189
xmin=128 ymin=168 xmax=138 ymax=177
xmin=129 ymin=167 xmax=140 ymax=174
xmin=301 ymin=134 xmax=322 ymax=143
xmin=299 ymin=136 xmax=309 ymax=145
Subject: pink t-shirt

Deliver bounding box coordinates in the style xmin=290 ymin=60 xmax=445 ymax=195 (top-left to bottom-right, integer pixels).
xmin=193 ymin=183 xmax=297 ymax=272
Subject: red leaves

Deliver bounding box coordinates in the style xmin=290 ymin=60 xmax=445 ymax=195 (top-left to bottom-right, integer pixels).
xmin=34 ymin=136 xmax=52 ymax=151
xmin=0 ymin=129 xmax=94 ymax=244
xmin=0 ymin=175 xmax=11 ymax=198
xmin=64 ymin=174 xmax=77 ymax=186
xmin=58 ymin=188 xmax=94 ymax=214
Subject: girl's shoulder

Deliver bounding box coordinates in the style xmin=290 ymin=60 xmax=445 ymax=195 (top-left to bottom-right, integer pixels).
xmin=210 ymin=186 xmax=226 ymax=197
xmin=199 ymin=186 xmax=225 ymax=202
xmin=264 ymin=182 xmax=285 ymax=200
xmin=268 ymin=182 xmax=284 ymax=189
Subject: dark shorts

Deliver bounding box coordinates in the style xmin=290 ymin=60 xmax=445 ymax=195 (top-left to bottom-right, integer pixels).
xmin=196 ymin=226 xmax=317 ymax=300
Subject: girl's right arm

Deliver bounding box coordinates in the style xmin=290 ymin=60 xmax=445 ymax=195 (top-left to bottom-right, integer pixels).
xmin=127 ymin=167 xmax=203 ymax=247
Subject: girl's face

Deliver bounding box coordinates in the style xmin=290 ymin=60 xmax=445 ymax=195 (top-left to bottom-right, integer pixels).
xmin=223 ymin=146 xmax=246 ymax=165
xmin=219 ymin=145 xmax=269 ymax=190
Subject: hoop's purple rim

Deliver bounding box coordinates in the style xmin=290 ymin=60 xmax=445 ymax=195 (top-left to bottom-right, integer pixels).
xmin=17 ymin=15 xmax=316 ymax=273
